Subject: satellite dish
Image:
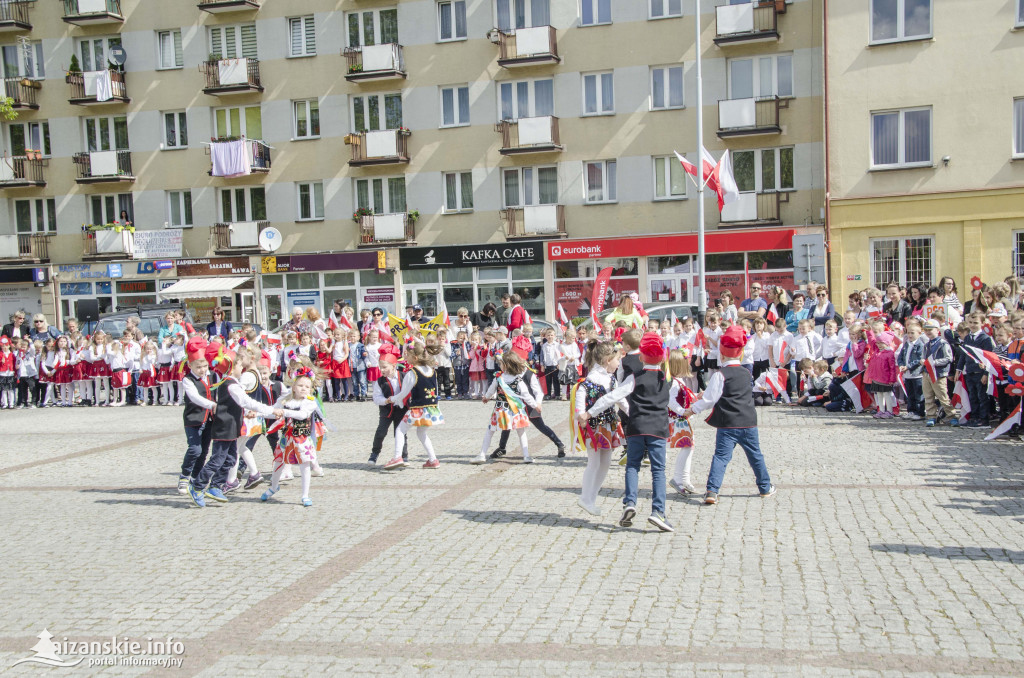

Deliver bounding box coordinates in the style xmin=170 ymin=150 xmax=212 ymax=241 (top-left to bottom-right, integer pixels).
xmin=259 ymin=226 xmax=282 ymax=252
xmin=108 ymin=45 xmax=127 ymax=66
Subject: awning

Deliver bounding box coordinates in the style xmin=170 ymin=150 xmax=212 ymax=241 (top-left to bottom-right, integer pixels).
xmin=158 ymin=276 xmax=252 ymax=300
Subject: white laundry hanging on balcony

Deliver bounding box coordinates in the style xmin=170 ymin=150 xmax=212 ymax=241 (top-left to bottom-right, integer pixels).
xmin=524 ymin=205 xmax=558 ymax=233
xmin=365 ymin=130 xmax=398 ymax=157
xmin=719 ymin=98 xmax=756 ymax=128
xmin=210 ymin=139 xmax=251 ymax=177
xmin=96 ymin=230 xmax=134 ymax=255
xmin=717 ymin=3 xmax=754 ymax=34
xmin=0 ymin=235 xmax=20 ymax=259
xmin=374 ymin=214 xmax=406 ymax=240
xmin=78 ymin=0 xmax=108 ymax=13
xmin=721 ymin=193 xmax=757 ymax=222
xmin=0 ymin=160 xmax=14 ymax=182
xmin=90 ymin=150 xmax=119 ymax=176
xmin=515 ymin=26 xmax=549 ymax=56
xmin=218 ymin=58 xmax=249 ymax=85
xmin=83 ymin=70 xmax=113 ymax=101
xmin=517 ymin=116 xmax=552 ymax=146
xmin=361 ymin=44 xmax=399 ymax=72
xmin=229 ymin=221 xmax=260 ymax=247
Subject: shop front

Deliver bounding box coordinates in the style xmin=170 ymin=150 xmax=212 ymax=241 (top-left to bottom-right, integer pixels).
xmin=548 ymin=228 xmax=799 ymax=317
xmin=56 ymin=261 xmax=176 ymax=322
xmin=160 ymin=256 xmax=255 ymax=326
xmin=0 ymin=267 xmax=45 ymax=327
xmin=259 ymin=251 xmax=394 ymax=330
xmin=398 ymin=242 xmax=545 ymax=319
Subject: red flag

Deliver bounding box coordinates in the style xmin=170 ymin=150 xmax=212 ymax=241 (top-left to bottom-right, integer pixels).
xmin=964 ymin=345 xmax=1008 ymax=379
xmin=673 ymin=151 xmax=699 ymax=178
xmin=951 ymin=375 xmax=972 ymax=422
xmin=710 ymin=149 xmax=741 ymax=212
xmin=695 ymin=327 xmax=708 ymax=350
xmin=840 ymin=372 xmax=871 ymax=412
xmin=923 ymin=357 xmax=937 ymax=383
xmin=590 ymin=267 xmax=613 ymax=332
xmin=766 ymin=368 xmax=790 ymax=403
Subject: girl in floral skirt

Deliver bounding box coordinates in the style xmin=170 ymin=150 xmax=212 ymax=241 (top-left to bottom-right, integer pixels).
xmin=472 ymin=351 xmax=540 ymax=465
xmin=571 ymin=339 xmax=625 ymax=516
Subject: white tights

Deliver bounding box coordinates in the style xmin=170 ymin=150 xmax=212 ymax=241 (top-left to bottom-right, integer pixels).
xmin=1 ymin=388 xmax=14 ymax=408
xmin=78 ymin=380 xmax=92 ymax=403
xmin=672 ymin=446 xmax=694 ymax=486
xmin=874 ymin=391 xmax=896 ymax=413
xmin=479 ymin=427 xmax=529 ymax=459
xmin=230 ymin=437 xmax=259 ymax=480
xmin=580 ymin=448 xmax=612 ymax=508
xmin=394 ymin=422 xmax=437 ymax=462
xmin=271 ymin=459 xmax=311 ymax=500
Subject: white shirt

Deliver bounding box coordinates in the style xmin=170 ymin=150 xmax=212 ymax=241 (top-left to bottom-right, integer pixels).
xmin=705 ymin=326 xmax=723 ymax=360
xmin=182 ymin=372 xmax=215 ymax=410
xmin=742 ymin=335 xmax=755 ymax=366
xmin=789 ymin=332 xmax=821 ymax=362
xmin=559 ymin=341 xmax=581 ymax=367
xmin=365 ymin=342 xmax=381 ymax=368
xmin=226 ymin=381 xmax=276 ymax=417
xmin=586 ymin=365 xmax=666 ymax=417
xmin=821 ymin=334 xmax=847 ymax=360
xmin=390 ymin=366 xmax=435 ymax=404
xmin=541 ymin=341 xmax=561 ymax=367
xmin=574 ymin=365 xmax=614 ymax=417
xmin=668 ymin=377 xmax=689 ymax=417
xmin=18 ymin=352 xmax=38 ymax=378
xmin=372 ymin=375 xmax=401 ymax=406
xmin=752 ymin=332 xmax=772 ymax=362
xmin=689 ymin=360 xmax=743 ymax=415
xmin=482 ymin=371 xmax=539 ymax=408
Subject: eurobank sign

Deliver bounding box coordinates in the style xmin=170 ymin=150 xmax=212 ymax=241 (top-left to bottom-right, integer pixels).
xmin=547 ymin=229 xmax=797 ymax=261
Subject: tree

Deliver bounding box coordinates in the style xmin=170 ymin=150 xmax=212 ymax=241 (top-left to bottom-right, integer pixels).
xmin=1 ymin=96 xmax=15 ymax=122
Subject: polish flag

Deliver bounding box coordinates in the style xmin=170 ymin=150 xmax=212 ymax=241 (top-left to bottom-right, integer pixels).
xmin=557 ymin=303 xmax=569 ymax=327
xmin=701 ymin=146 xmax=720 ymax=193
xmin=438 ymin=298 xmax=450 ymax=327
xmin=840 ymin=372 xmax=871 ymax=413
xmin=839 ymin=345 xmax=858 ymax=375
xmin=774 ymin=339 xmax=787 ymax=367
xmin=670 ymin=309 xmax=679 ymax=328
xmin=710 ymin=149 xmax=742 ymax=212
xmin=963 ymin=345 xmax=1008 ymax=379
xmin=923 ymin=357 xmax=938 ymax=383
xmin=695 ymin=327 xmax=708 ymax=351
xmin=895 ymin=371 xmax=907 ymax=401
xmin=766 ymin=368 xmax=790 ymax=403
xmin=951 ymin=374 xmax=972 ymax=422
xmin=673 ymin=151 xmax=699 ymax=178
xmin=766 ymin=303 xmax=779 ymax=324
xmin=985 ymin=401 xmax=1021 ymax=440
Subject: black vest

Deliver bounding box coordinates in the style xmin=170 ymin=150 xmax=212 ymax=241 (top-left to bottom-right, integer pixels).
xmin=706 ymin=366 xmax=758 ymax=429
xmin=377 ymin=375 xmax=406 ymax=418
xmin=408 ymin=367 xmax=438 ymax=407
xmin=182 ymin=372 xmax=211 ymax=427
xmin=211 ymin=377 xmax=242 ymax=440
xmin=625 ymin=368 xmax=670 ymax=438
xmin=621 ymin=353 xmax=643 ymax=380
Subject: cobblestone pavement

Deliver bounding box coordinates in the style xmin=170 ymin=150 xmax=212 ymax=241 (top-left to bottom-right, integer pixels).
xmin=1 ymin=400 xmax=1023 ymax=677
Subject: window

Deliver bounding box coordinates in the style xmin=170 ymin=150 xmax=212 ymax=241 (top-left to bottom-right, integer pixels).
xmin=496 ymin=0 xmax=550 ymax=30
xmin=1 ymin=41 xmax=44 ymax=79
xmin=653 ymin=155 xmax=686 ymax=200
xmin=443 ymin=171 xmax=474 ymax=212
xmin=580 ymin=0 xmax=611 ymax=26
xmin=163 ymin=111 xmax=188 ymax=149
xmin=582 ymin=72 xmax=614 ymax=116
xmin=731 ymin=147 xmax=794 ymax=192
xmin=871 ymin=237 xmax=934 ymax=290
xmin=351 ymin=93 xmax=402 ymax=131
xmin=347 ymin=8 xmax=399 ymax=47
xmin=1014 ymin=98 xmax=1024 ymax=158
xmin=871 ymin=107 xmax=931 ymax=168
xmin=354 ymin=176 xmax=407 ymax=214
xmin=499 ymin=78 xmax=554 ymax=120
xmin=871 ymin=0 xmax=931 ymax=43
xmin=438 ymin=0 xmax=467 ymax=41
xmin=440 ymin=85 xmax=470 ymax=127
xmin=157 ymin=29 xmax=183 ymax=69
xmin=89 ymin=194 xmax=133 ymax=226
xmin=728 ymin=54 xmax=793 ymax=99
xmin=77 ymin=36 xmax=122 ymax=72
xmin=219 ymin=187 xmax=267 ymax=222
xmin=650 ymin=0 xmax=682 ymax=19
xmin=650 ymin=65 xmax=684 ymax=110
xmin=1018 ymin=0 xmax=1024 ymax=26
xmin=297 ymin=182 xmax=325 ymax=221
xmin=8 ymin=121 xmax=50 ymax=157
xmin=502 ymin=166 xmax=558 ymax=207
xmin=167 ymin=190 xmax=193 ymax=228
xmin=289 ymin=16 xmax=317 ymax=57
xmin=214 ymin=105 xmax=262 ymax=139
xmin=293 ymin=100 xmax=320 ymax=138
xmin=83 ymin=116 xmax=129 ymax=152
xmin=14 ymin=198 xmax=56 ymax=233
xmin=209 ymin=24 xmax=258 ymax=59
xmin=584 ymin=160 xmax=617 ymax=203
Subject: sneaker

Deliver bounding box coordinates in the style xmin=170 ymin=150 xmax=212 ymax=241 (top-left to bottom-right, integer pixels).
xmin=760 ymin=485 xmax=777 ymax=498
xmin=703 ymin=492 xmax=718 ymax=505
xmin=522 ymin=455 xmax=534 ymax=464
xmin=470 ymin=455 xmax=488 ymax=465
xmin=556 ymin=445 xmax=566 ymax=458
xmin=243 ymin=472 xmax=264 ymax=490
xmin=669 ymin=478 xmax=697 ymax=495
xmin=905 ymin=413 xmax=922 ymax=420
xmin=260 ymin=486 xmax=278 ymax=502
xmin=368 ymin=453 xmax=379 ymax=466
xmin=204 ymin=487 xmax=228 ymax=503
xmin=648 ymin=513 xmax=674 ymax=532
xmin=641 ymin=454 xmax=651 ymax=467
xmin=301 ymin=497 xmax=313 ymax=507
xmin=617 ymin=452 xmax=628 ymax=466
xmin=619 ymin=504 xmax=636 ymax=527
xmin=222 ymin=479 xmax=241 ymax=494
xmin=383 ymin=457 xmax=407 ymax=470
xmin=312 ymin=465 xmax=324 ymax=477
xmin=926 ymin=419 xmax=935 ymax=427
xmin=489 ymin=448 xmax=506 ymax=459
xmin=188 ymin=483 xmax=205 ymax=508
xmin=576 ymin=498 xmax=601 ymax=516
xmin=422 ymin=459 xmax=440 ymax=469
xmin=950 ymin=417 xmax=960 ymax=427
xmin=177 ymin=476 xmax=190 ymax=495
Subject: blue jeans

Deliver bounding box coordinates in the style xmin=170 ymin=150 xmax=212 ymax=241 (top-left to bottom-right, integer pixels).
xmin=180 ymin=422 xmax=211 ymax=480
xmin=193 ymin=439 xmax=236 ymax=491
xmin=623 ymin=435 xmax=667 ymax=515
xmin=352 ymin=369 xmax=367 ymax=397
xmin=706 ymin=427 xmax=772 ymax=494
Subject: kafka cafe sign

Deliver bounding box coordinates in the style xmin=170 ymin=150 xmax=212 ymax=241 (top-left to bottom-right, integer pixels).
xmin=399 ymin=242 xmax=543 ymax=269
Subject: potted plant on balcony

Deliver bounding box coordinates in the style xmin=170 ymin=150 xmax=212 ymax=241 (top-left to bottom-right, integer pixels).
xmin=348 ymin=64 xmax=363 ymax=74
xmin=396 ymin=126 xmax=411 ymax=136
xmin=407 ymin=209 xmax=420 ymax=223
xmin=65 ymin=54 xmax=81 ymax=83
xmin=352 ymin=207 xmax=373 ymax=223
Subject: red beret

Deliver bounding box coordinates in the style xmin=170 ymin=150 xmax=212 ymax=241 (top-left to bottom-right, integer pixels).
xmin=512 ymin=335 xmax=532 ymax=359
xmin=639 ymin=332 xmax=664 ymax=364
xmin=210 ymin=349 xmax=235 ymax=377
xmin=719 ymin=325 xmax=747 ymax=358
xmin=186 ymin=336 xmax=208 ymax=362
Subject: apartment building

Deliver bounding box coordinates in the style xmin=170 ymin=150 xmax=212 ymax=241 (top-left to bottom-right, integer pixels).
xmin=826 ymin=0 xmax=1024 ymax=301
xmin=0 ymin=0 xmax=824 ymax=328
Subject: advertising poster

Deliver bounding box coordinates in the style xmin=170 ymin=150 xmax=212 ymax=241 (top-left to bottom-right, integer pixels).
xmin=554 ymin=278 xmax=640 ymax=318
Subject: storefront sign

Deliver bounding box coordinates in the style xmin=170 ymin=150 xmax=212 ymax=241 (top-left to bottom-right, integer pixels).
xmin=260 ymin=252 xmax=379 ymax=274
xmin=547 ymin=230 xmax=797 ymax=261
xmin=116 ymin=280 xmax=157 ymax=295
xmin=400 ymin=242 xmax=544 ymax=269
xmin=57 ymin=263 xmax=163 ymax=282
xmin=106 ymin=264 xmax=123 ymax=278
xmin=554 ymin=278 xmax=640 ymax=318
xmin=185 ymin=297 xmax=219 ymax=325
xmin=133 ymin=229 xmax=183 ymax=260
xmin=0 ymin=284 xmax=41 ymax=322
xmin=363 ymin=287 xmax=395 ymax=304
xmin=286 ymin=290 xmax=321 ymax=311
xmin=175 ymin=257 xmax=251 ymax=277
xmin=60 ymin=282 xmax=93 ymax=296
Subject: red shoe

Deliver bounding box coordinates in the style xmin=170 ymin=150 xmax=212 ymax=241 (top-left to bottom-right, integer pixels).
xmin=422 ymin=459 xmax=440 ymax=469
xmin=383 ymin=457 xmax=407 ymax=470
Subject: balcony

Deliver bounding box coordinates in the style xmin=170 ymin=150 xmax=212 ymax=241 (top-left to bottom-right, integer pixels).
xmin=208 ymin=139 xmax=272 ymax=176
xmin=343 ymin=44 xmax=406 ymax=82
xmin=717 ymin=96 xmax=784 ymax=137
xmin=212 ymin=220 xmax=270 ymax=255
xmin=347 ymin=130 xmax=409 ymax=167
xmin=61 ymin=0 xmax=123 ymax=25
xmin=495 ymin=26 xmax=560 ymax=67
xmin=198 ymin=0 xmax=260 ymax=13
xmin=714 ymin=1 xmax=782 ymax=46
xmin=3 ymin=78 xmax=40 ymax=110
xmin=357 ymin=213 xmax=416 ymax=248
xmin=0 ymin=157 xmax=46 ymax=188
xmin=0 ymin=0 xmax=32 ymax=32
xmin=720 ymin=191 xmax=785 ymax=226
xmin=496 ymin=116 xmax=563 ymax=155
xmin=0 ymin=234 xmax=51 ymax=263
xmin=82 ymin=229 xmax=134 ymax=260
xmin=73 ymin=150 xmax=135 ymax=184
xmin=501 ymin=205 xmax=566 ymax=240
xmin=201 ymin=58 xmax=264 ymax=95
xmin=67 ymin=70 xmax=129 ymax=105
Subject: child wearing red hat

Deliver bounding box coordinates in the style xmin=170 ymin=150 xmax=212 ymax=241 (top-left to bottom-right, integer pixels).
xmin=176 ymin=337 xmax=214 ymax=495
xmin=369 ymin=346 xmax=408 ymax=467
xmin=582 ymin=332 xmax=674 ymax=531
xmin=684 ymin=324 xmax=776 ymax=504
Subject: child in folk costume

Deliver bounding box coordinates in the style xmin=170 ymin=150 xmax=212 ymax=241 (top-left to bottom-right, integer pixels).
xmin=330 ymin=328 xmax=352 ymax=401
xmin=16 ymin=338 xmax=38 ymax=408
xmin=239 ymin=358 xmax=283 ymax=477
xmin=138 ymin=342 xmax=158 ymax=406
xmin=369 ymin=345 xmax=408 ymax=466
xmin=177 ymin=337 xmax=215 ymax=494
xmin=224 ymin=354 xmax=269 ymax=493
xmin=349 ymin=329 xmax=368 ymax=402
xmin=452 ymin=331 xmax=471 ymax=399
xmin=0 ymin=336 xmax=15 ymax=409
xmin=261 ymin=366 xmax=328 ymax=507
xmin=382 ymin=344 xmax=446 ymax=470
xmin=171 ymin=335 xmax=187 ymax=405
xmin=107 ymin=340 xmax=132 ymax=407
xmin=156 ymin=335 xmax=174 ymax=406
xmin=69 ymin=336 xmax=89 ymax=405
xmin=364 ymin=329 xmax=383 ymax=384
xmin=472 ymin=349 xmax=541 ymax=465
xmin=666 ymin=350 xmax=699 ymax=496
xmin=316 ymin=337 xmax=334 ymax=401
xmin=37 ymin=339 xmax=54 ymax=407
xmin=468 ymin=330 xmax=486 ymax=398
xmin=51 ymin=334 xmax=73 ymax=407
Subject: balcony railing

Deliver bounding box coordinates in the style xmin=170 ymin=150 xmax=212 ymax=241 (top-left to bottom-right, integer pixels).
xmin=198 ymin=0 xmax=261 ymax=13
xmin=0 ymin=0 xmax=32 ymax=31
xmin=3 ymin=77 xmax=40 ymax=109
xmin=61 ymin=0 xmax=123 ymax=25
xmin=496 ymin=116 xmax=563 ymax=154
xmin=720 ymin=191 xmax=786 ymax=226
xmin=212 ymin=220 xmax=270 ymax=254
xmin=0 ymin=234 xmax=51 ymax=262
xmin=201 ymin=58 xmax=264 ymax=95
xmin=357 ymin=213 xmax=416 ymax=247
xmin=717 ymin=96 xmax=784 ymax=137
xmin=347 ymin=130 xmax=410 ymax=166
xmin=501 ymin=205 xmax=566 ymax=240
xmin=496 ymin=26 xmax=560 ymax=67
xmin=67 ymin=70 xmax=129 ymax=105
xmin=82 ymin=229 xmax=134 ymax=259
xmin=208 ymin=139 xmax=272 ymax=176
xmin=73 ymin=150 xmax=134 ymax=184
xmin=343 ymin=44 xmax=406 ymax=82
xmin=0 ymin=156 xmax=46 ymax=187
xmin=715 ymin=1 xmax=781 ymax=45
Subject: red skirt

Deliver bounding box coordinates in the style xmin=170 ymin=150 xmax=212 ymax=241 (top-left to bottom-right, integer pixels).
xmin=55 ymin=364 xmax=73 ymax=385
xmin=156 ymin=364 xmax=172 ymax=384
xmin=92 ymin=361 xmax=111 ymax=378
xmin=366 ymin=366 xmax=381 ymax=382
xmin=171 ymin=361 xmax=185 ymax=382
xmin=138 ymin=370 xmax=156 ymax=388
xmin=111 ymin=369 xmax=131 ymax=389
xmin=331 ymin=359 xmax=352 ymax=379
xmin=72 ymin=362 xmax=88 ymax=382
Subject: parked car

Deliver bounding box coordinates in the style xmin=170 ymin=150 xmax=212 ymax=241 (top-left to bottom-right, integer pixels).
xmin=573 ymin=303 xmax=701 ymax=332
xmin=93 ymin=304 xmax=195 ymax=338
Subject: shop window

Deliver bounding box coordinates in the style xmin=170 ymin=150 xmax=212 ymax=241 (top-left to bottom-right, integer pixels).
xmin=403 ymin=269 xmax=439 ymax=285
xmin=705 ymin=252 xmax=745 ymax=272
xmin=286 ymin=273 xmax=319 ymax=290
xmin=511 ymin=264 xmax=544 ymax=280
xmin=262 ymin=275 xmax=284 ymax=289
xmin=871 ymin=237 xmax=933 ymax=289
xmin=361 ymin=270 xmax=395 ymax=286
xmin=648 ymin=256 xmax=692 ymax=274
xmin=555 ymin=258 xmax=638 ymax=278
xmin=747 ymin=250 xmax=793 ymax=270
xmin=442 ymin=268 xmax=473 ymax=283
xmin=324 ymin=272 xmax=356 ymax=287
xmin=477 ymin=266 xmax=509 ymax=281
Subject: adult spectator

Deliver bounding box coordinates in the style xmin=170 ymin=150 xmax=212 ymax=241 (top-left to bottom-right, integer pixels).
xmin=283 ymin=307 xmax=311 ymax=336
xmin=329 ymin=301 xmax=351 ymax=331
xmin=810 ymin=285 xmax=836 ymax=334
xmin=605 ymin=295 xmax=645 ymax=329
xmin=765 ymin=286 xmax=788 ymax=322
xmin=805 ymin=280 xmax=820 ymax=302
xmin=65 ymin=318 xmax=79 ymax=335
xmin=206 ymin=306 xmax=233 ymax=339
xmin=409 ymin=304 xmax=425 ymax=324
xmin=908 ymin=283 xmax=929 ymax=318
xmin=30 ymin=313 xmax=60 ymax=341
xmin=471 ymin=303 xmax=499 ymax=331
xmin=883 ymin=284 xmax=911 ymax=326
xmin=1004 ymin=276 xmax=1022 ymax=312
xmin=784 ymin=293 xmax=810 ymax=333
xmin=939 ymin=276 xmax=962 ymax=311
xmin=306 ymin=307 xmax=328 ymax=338
xmin=507 ymin=293 xmax=529 ymax=332
xmin=157 ymin=310 xmax=186 ymax=342
xmin=499 ymin=293 xmax=512 ymax=326
xmin=452 ymin=307 xmax=474 ymax=335
xmin=926 ymin=286 xmax=962 ymax=325
xmin=848 ymin=290 xmax=865 ymax=319
xmin=1 ymin=311 xmax=30 ymax=341
xmin=124 ymin=316 xmax=144 ymax=343
xmin=363 ymin=307 xmax=389 ymax=339
xmin=738 ymin=283 xmax=768 ymax=321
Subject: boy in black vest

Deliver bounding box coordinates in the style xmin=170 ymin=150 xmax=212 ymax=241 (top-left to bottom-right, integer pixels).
xmin=177 ymin=351 xmax=215 ymax=496
xmin=370 ymin=352 xmax=408 ymax=466
xmin=616 ymin=329 xmax=643 ymax=466
xmin=582 ymin=332 xmax=674 ymax=532
xmin=684 ymin=324 xmax=775 ymax=504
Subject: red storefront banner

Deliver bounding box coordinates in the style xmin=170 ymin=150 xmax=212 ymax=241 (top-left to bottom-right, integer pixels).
xmin=547 ymin=228 xmax=796 ymax=261
xmin=590 ymin=267 xmax=613 ymax=330
xmin=705 ymin=271 xmax=795 ymax=303
xmin=555 ymin=278 xmax=640 ymax=319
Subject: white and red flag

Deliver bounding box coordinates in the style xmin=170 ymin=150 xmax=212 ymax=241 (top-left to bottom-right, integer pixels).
xmin=951 ymin=374 xmax=972 ymax=422
xmin=840 ymin=372 xmax=871 ymax=413
xmin=986 ymin=401 xmax=1021 ymax=440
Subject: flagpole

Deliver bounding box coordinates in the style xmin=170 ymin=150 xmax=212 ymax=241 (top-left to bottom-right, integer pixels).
xmin=694 ymin=0 xmax=707 ymax=316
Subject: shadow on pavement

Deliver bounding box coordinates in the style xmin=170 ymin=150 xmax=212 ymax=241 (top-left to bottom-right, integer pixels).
xmin=445 ymin=508 xmax=643 ymax=533
xmin=870 ymin=543 xmax=1024 ymax=564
